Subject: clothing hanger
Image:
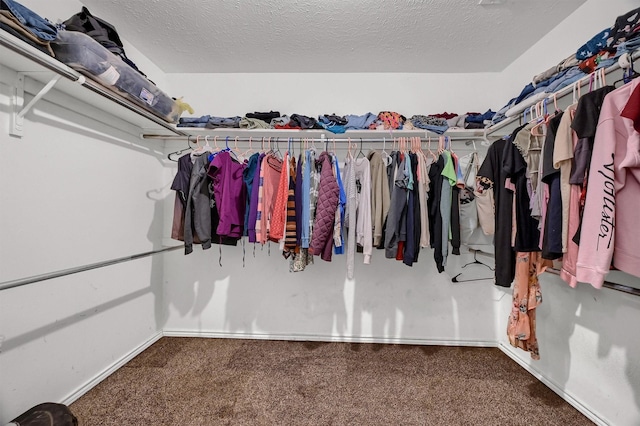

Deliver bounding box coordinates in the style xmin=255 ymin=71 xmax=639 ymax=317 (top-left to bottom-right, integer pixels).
xmin=451 ymin=250 xmax=495 ymax=283
xmin=451 ymin=274 xmax=494 ymax=283
xmin=357 ymin=138 xmax=365 ymax=159
xmin=274 ymin=137 xmax=282 ymax=159
xmin=427 ymin=136 xmax=437 ymax=161
xmin=381 ymin=137 xmax=393 ymax=166
xmin=191 ymin=136 xmax=207 ymax=160
xmin=265 ymin=137 xmax=274 ymax=156
xmin=167 ymin=136 xmax=196 ymax=161
xmin=530 ymin=99 xmax=548 ymax=136
xmin=447 ymin=136 xmax=456 ymax=155
xmin=241 ymin=137 xmax=253 ymax=159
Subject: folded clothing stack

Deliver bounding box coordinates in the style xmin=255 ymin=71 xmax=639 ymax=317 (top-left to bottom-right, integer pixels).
xmin=0 ymin=0 xmax=57 ymax=56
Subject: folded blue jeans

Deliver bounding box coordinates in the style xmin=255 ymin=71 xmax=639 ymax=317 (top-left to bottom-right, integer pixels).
xmin=1 ymin=0 xmax=57 ymax=41
xmin=179 ymin=115 xmax=211 ymax=124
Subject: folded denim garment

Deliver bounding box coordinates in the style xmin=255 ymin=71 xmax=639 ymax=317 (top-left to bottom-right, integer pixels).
xmin=345 ymin=113 xmax=377 ymax=130
xmin=544 ymin=67 xmax=585 ymax=94
xmin=0 ymin=0 xmax=57 ymax=41
xmin=410 ymin=115 xmax=449 ymax=134
xmin=179 ymin=115 xmax=211 ymax=124
xmin=177 ymin=122 xmax=207 ymax=128
xmin=205 ymin=116 xmax=241 ymax=128
xmin=0 ymin=11 xmax=53 ymax=55
xmin=465 ymin=110 xmax=495 ymax=123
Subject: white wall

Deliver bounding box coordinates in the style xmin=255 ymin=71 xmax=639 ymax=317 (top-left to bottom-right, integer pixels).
xmin=166 ymin=72 xmax=502 ymax=118
xmin=162 ymin=241 xmax=500 ymax=345
xmin=0 ymin=2 xmax=169 ymax=418
xmin=497 ymin=274 xmax=640 ymax=426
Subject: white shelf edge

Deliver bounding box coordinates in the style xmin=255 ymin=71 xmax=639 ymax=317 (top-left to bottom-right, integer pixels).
xmin=148 ymin=126 xmax=489 ymax=140
xmin=0 ymin=29 xmax=186 ymax=138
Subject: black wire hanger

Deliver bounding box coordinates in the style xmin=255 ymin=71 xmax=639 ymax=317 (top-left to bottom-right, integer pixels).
xmin=167 ymin=136 xmax=196 ymax=162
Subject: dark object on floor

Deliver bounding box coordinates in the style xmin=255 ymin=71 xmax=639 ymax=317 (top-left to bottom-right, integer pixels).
xmin=70 ymin=337 xmax=592 ymax=426
xmin=10 ymin=403 xmax=78 ymax=426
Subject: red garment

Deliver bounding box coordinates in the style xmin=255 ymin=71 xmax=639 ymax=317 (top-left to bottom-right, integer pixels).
xmin=274 ymin=124 xmax=302 ymax=130
xmin=269 ymin=152 xmax=289 ymax=242
xmin=621 ymin=83 xmax=640 ymax=133
xmin=431 ymin=112 xmax=458 ymax=120
xmin=396 ymin=241 xmax=404 ymax=261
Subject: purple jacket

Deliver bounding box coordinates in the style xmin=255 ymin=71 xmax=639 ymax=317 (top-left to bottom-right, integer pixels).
xmin=310 ymin=152 xmax=340 ymax=261
xmin=208 ymin=151 xmax=246 ymax=238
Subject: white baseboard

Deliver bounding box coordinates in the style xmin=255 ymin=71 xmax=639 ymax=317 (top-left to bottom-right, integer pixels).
xmin=162 ymin=329 xmax=498 ymax=348
xmin=61 ymin=332 xmax=163 ymax=406
xmin=498 ymin=342 xmax=608 ymax=426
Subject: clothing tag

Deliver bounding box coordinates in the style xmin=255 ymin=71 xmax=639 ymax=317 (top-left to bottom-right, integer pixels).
xmin=140 ymin=88 xmax=155 ymax=105
xmin=96 ymin=66 xmax=120 ymax=86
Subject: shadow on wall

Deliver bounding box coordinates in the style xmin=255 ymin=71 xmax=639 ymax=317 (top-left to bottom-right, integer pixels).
xmin=25 ymin=98 xmax=167 ymax=165
xmin=146 ymin=187 xmax=171 ymax=331
xmin=164 ymin=239 xmax=497 ymax=345
xmin=530 ymin=272 xmax=640 ymax=421
xmin=574 ymin=280 xmax=640 ymax=417
xmin=0 ymin=187 xmax=168 ymax=354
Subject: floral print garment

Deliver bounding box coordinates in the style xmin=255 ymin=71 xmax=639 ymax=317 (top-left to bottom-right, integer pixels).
xmin=507 ymin=251 xmax=543 ymax=360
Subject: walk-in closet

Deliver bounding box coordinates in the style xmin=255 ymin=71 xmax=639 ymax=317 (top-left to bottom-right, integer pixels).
xmin=1 ymin=0 xmax=640 ymax=425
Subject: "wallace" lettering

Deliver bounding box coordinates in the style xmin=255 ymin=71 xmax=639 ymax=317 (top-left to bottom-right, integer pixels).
xmin=597 ymin=154 xmax=615 ymax=251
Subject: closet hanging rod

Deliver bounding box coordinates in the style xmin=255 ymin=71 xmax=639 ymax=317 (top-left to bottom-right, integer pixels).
xmin=545 ymin=268 xmax=640 ymax=297
xmin=0 ymin=245 xmax=182 ymax=292
xmin=143 ymin=135 xmax=488 ymax=143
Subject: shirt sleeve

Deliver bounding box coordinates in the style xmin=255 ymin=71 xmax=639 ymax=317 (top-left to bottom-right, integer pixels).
xmin=575 ymin=114 xmax=616 ymax=289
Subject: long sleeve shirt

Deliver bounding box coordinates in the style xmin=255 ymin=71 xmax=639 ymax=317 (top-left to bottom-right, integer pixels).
xmin=576 ymin=78 xmax=640 ymax=288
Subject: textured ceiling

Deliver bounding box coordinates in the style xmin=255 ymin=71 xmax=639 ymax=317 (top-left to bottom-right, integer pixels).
xmin=80 ymin=0 xmax=586 ymax=73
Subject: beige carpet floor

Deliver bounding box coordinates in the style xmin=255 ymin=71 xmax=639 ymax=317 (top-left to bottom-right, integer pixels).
xmin=70 ymin=337 xmax=592 ymax=426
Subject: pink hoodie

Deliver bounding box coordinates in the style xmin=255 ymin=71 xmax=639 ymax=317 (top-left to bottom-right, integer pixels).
xmin=575 ymin=78 xmax=640 ymax=288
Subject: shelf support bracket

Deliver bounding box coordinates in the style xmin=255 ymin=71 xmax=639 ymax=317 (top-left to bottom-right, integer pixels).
xmin=10 ymin=73 xmax=62 ymax=137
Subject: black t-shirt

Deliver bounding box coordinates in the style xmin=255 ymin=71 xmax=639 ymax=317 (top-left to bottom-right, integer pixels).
xmin=477 ymin=137 xmax=515 ymax=287
xmin=571 ymin=86 xmax=615 ymax=139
